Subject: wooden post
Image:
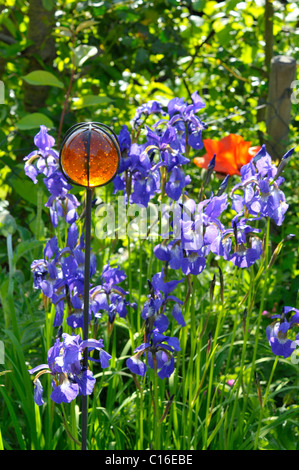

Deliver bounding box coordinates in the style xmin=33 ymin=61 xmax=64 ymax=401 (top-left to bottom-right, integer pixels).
xmin=266 ymin=55 xmax=296 ymax=159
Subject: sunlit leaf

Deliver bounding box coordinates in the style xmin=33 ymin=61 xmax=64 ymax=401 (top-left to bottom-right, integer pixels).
xmin=75 ymin=20 xmax=98 ymax=34
xmin=72 ymin=95 xmax=112 ymax=109
xmin=15 ymin=113 xmax=54 ymax=130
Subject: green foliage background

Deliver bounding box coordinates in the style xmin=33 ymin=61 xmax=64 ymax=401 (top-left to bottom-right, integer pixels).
xmin=0 ymin=0 xmax=298 ymax=450
xmin=1 ymin=0 xmax=298 ymax=310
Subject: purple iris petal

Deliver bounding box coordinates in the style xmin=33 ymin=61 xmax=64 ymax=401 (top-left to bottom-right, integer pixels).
xmin=165 ymin=166 xmax=187 ymax=201
xmin=126 ymin=356 xmax=147 ymax=377
xmin=40 ymin=279 xmax=54 ymax=298
xmin=67 ymin=312 xmax=86 ymax=330
xmin=25 ymin=163 xmax=39 ymax=184
xmin=28 ymin=364 xmax=49 ymax=375
xmin=141 ymin=298 xmax=156 ymax=320
xmin=118 ymin=125 xmax=131 ymax=152
xmin=181 ymin=252 xmax=206 ymax=275
xmin=100 ymin=349 xmax=113 ymax=368
xmin=61 ymin=256 xmax=78 ymax=279
xmin=75 ymin=370 xmax=96 ymax=396
xmin=154 ymin=314 xmax=169 ymax=333
xmin=53 ymin=298 xmax=65 ymax=327
xmin=50 ymin=378 xmax=79 ymax=404
xmin=33 ymin=378 xmax=45 ymax=406
xmin=172 ymin=303 xmax=186 ymax=327
xmin=229 ymin=243 xmax=262 ymax=269
xmin=266 ymin=323 xmax=296 ymax=359
xmin=266 ymin=305 xmax=299 ymax=359
xmin=34 ymin=125 xmax=55 ymax=150
xmin=157 ymin=355 xmax=175 ymax=380
xmin=132 ymin=100 xmax=165 ymax=128
xmin=283 ymin=307 xmax=299 ymax=324
xmin=165 ymin=335 xmax=181 ymax=351
xmin=67 ymin=223 xmax=79 ymax=250
xmin=188 ymin=127 xmax=204 ymax=150
xmin=44 ymin=237 xmax=59 ymax=259
xmin=154 ymin=243 xmax=171 ymax=263
xmin=151 ymin=270 xmax=184 ymax=296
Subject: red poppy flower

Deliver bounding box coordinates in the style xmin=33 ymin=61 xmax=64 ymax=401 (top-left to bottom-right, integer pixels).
xmin=193 ymin=134 xmax=261 ymax=176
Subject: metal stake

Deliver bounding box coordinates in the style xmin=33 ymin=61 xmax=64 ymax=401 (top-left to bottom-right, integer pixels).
xmin=81 ymin=187 xmax=92 ymax=450
xmin=81 ymin=125 xmax=92 ymax=451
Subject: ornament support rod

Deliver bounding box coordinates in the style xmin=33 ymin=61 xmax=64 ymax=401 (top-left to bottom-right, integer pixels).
xmin=81 ymin=189 xmax=92 ymax=450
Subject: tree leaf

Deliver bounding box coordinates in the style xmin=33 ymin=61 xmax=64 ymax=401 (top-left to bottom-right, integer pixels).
xmin=13 ymin=239 xmax=44 ymax=265
xmin=75 ymin=20 xmax=98 ymax=34
xmin=15 ymin=113 xmax=54 ymax=130
xmin=22 ymin=70 xmax=64 ymax=88
xmin=10 ymin=170 xmax=41 ymax=205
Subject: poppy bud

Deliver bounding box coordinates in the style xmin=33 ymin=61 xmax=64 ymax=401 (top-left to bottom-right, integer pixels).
xmin=275 ymin=147 xmax=295 ymax=179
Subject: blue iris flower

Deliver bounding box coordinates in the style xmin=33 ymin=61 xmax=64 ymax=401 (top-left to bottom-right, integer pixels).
xmin=24 ymin=126 xmax=81 ymax=228
xmin=211 ymin=216 xmax=263 ymax=269
xmin=92 ymin=263 xmax=136 ymax=325
xmin=126 ymin=328 xmax=181 ymax=379
xmin=231 ymin=145 xmax=294 ymax=226
xmin=266 ymin=307 xmax=299 ymax=358
xmin=23 ymin=125 xmax=59 ymax=184
xmin=29 ymin=333 xmax=111 ymax=405
xmin=126 ymin=269 xmax=185 ymax=380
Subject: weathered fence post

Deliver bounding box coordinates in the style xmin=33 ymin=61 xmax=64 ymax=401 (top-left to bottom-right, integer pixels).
xmin=266 ymin=55 xmax=296 ymax=159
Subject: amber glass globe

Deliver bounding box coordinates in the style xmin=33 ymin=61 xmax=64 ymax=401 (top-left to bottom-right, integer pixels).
xmin=59 ymin=122 xmax=120 ymax=188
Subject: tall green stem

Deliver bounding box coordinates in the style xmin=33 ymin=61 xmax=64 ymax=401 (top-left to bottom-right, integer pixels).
xmin=152 ymin=366 xmax=161 ymax=450
xmin=225 ymin=266 xmax=253 ymax=448
xmin=7 ymin=233 xmax=14 ymax=296
xmin=186 ymin=276 xmax=196 ymax=448
xmin=202 ymin=283 xmax=225 ymax=449
xmin=254 ymin=355 xmax=279 ymax=449
xmin=127 ymin=236 xmax=135 ymax=352
xmin=137 ymin=385 xmax=144 ymax=450
xmin=249 ymin=218 xmax=271 ymax=386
